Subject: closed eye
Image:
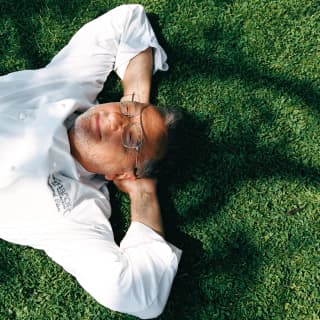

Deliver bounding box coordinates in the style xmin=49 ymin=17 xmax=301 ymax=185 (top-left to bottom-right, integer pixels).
xmin=122 ymin=124 xmax=141 ymax=148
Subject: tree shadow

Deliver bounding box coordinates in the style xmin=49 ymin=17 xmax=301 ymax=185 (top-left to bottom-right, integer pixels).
xmin=153 ymin=106 xmax=319 ymax=318
xmin=161 ymin=230 xmax=262 ymax=319
xmin=214 ymin=0 xmax=236 ymax=6
xmin=146 ymin=10 xmax=320 ymax=317
xmin=0 ymin=0 xmax=116 ymax=72
xmin=176 ymin=27 xmax=319 ymax=114
xmin=146 ymin=10 xmax=320 ymax=217
xmin=0 ymin=241 xmax=22 ymax=287
xmin=148 ymin=8 xmax=320 ymax=114
xmin=158 ymin=107 xmax=320 ymax=218
xmin=0 ymin=2 xmax=319 ymax=319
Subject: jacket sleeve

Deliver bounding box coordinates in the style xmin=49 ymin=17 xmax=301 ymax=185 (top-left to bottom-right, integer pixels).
xmin=43 ymin=220 xmax=181 ymax=319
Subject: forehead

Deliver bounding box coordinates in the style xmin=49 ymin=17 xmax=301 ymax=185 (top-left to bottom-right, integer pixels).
xmin=93 ymin=102 xmax=120 ymax=112
xmin=94 ymin=101 xmax=145 ymax=112
xmin=140 ymin=106 xmax=168 ymax=161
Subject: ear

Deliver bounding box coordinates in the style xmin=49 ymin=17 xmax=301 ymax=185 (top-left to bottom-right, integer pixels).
xmin=104 ymin=173 xmax=116 ymax=181
xmin=104 ymin=171 xmax=136 ymax=181
xmin=116 ymin=171 xmax=136 ymax=180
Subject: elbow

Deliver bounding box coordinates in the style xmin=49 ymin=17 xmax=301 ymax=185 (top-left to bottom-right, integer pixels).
xmin=99 ymin=255 xmax=176 ymax=319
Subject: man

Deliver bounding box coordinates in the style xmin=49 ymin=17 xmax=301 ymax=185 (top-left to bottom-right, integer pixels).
xmin=0 ymin=4 xmax=181 ymax=319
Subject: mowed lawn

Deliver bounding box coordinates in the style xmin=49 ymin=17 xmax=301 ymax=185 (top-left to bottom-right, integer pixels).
xmin=1 ymin=0 xmax=320 ymax=319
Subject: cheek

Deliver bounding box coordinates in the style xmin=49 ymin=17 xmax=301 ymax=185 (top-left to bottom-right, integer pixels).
xmin=89 ymin=144 xmax=132 ymax=174
xmin=73 ymin=114 xmax=91 ymax=141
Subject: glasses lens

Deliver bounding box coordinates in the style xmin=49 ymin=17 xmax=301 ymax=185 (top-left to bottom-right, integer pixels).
xmin=120 ymin=101 xmax=139 ymax=116
xmin=122 ymin=124 xmax=142 ymax=148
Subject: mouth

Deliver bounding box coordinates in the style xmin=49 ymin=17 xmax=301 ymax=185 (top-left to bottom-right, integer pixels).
xmin=92 ymin=114 xmax=101 ymax=140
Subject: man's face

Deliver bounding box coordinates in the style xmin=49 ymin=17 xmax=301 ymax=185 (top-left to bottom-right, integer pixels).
xmin=68 ymin=102 xmax=167 ymax=180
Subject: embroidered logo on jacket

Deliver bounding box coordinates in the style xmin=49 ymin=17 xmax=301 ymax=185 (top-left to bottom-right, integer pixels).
xmin=48 ymin=174 xmax=72 ymax=214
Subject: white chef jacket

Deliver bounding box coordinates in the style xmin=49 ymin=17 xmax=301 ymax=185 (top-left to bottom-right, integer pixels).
xmin=0 ymin=4 xmax=181 ymax=319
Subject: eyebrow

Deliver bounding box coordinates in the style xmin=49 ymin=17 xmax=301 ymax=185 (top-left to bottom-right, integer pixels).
xmin=139 ymin=104 xmax=152 ymax=141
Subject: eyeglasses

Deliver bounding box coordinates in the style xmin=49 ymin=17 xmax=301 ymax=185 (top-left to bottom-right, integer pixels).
xmin=119 ymin=94 xmax=146 ymax=176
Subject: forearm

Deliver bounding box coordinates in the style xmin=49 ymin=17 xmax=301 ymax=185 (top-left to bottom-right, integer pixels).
xmin=129 ymin=187 xmax=164 ymax=237
xmin=122 ymin=47 xmax=153 ymax=104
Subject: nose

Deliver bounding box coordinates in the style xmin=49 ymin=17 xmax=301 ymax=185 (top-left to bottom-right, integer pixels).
xmin=104 ymin=112 xmax=129 ymax=132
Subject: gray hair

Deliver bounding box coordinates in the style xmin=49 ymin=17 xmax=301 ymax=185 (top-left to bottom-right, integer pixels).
xmin=137 ymin=106 xmax=182 ymax=178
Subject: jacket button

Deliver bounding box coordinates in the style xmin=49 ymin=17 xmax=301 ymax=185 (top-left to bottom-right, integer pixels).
xmin=19 ymin=112 xmax=26 ymax=120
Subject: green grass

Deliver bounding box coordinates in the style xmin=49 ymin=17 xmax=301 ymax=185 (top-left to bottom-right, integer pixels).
xmin=1 ymin=0 xmax=320 ymax=319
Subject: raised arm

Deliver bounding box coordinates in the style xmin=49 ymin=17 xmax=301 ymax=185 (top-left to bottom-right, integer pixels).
xmin=117 ymin=43 xmax=163 ymax=235
xmin=122 ymin=47 xmax=153 ymax=104
xmin=114 ymin=178 xmax=164 ymax=236
xmin=47 ymin=4 xmax=168 ymax=104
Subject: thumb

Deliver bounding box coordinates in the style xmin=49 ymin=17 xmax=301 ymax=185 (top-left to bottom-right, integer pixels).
xmin=113 ymin=177 xmax=136 ymax=193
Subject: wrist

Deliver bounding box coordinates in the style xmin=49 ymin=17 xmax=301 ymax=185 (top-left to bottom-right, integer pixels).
xmin=129 ymin=184 xmax=163 ymax=237
xmin=127 ymin=179 xmax=157 ymax=199
xmin=129 ymin=185 xmax=156 ymax=202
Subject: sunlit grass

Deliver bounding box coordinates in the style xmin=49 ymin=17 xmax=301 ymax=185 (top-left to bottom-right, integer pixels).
xmin=0 ymin=0 xmax=320 ymax=319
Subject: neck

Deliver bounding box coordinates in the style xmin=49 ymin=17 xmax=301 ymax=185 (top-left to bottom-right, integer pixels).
xmin=68 ymin=127 xmax=81 ymax=163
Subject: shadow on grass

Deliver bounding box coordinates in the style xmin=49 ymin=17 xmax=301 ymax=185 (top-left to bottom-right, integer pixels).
xmin=153 ymin=110 xmax=319 ymax=318
xmin=163 ymin=231 xmax=262 ymax=319
xmin=149 ymin=13 xmax=320 ymax=114
xmin=0 ymin=1 xmax=319 ymax=319
xmin=147 ymin=9 xmax=320 ymax=318
xmin=0 ymin=0 xmax=73 ymax=70
xmin=157 ymin=107 xmax=320 ymax=220
xmin=146 ymin=10 xmax=320 ymax=219
xmin=0 ymin=0 xmax=116 ymax=71
xmin=0 ymin=241 xmax=22 ymax=286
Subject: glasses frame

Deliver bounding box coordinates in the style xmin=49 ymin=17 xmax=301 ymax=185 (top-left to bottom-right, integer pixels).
xmin=119 ymin=94 xmax=147 ymax=177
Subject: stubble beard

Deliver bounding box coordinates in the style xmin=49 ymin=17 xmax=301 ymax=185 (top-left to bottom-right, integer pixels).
xmin=70 ymin=109 xmax=101 ymax=171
